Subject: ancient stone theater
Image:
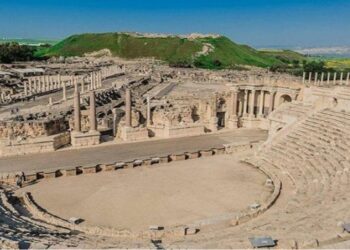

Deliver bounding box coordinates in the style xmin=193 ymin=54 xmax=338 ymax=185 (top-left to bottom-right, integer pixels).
xmin=0 ymin=57 xmax=349 ymax=249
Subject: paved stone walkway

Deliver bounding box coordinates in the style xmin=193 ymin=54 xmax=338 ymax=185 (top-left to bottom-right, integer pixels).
xmin=0 ymin=129 xmax=267 ymax=173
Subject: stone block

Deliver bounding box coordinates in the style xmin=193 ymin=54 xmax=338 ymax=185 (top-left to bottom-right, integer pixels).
xmin=184 ymin=227 xmax=199 ymax=235
xmin=151 ymin=157 xmax=160 ymax=164
xmin=64 ymin=168 xmax=77 ymax=176
xmin=44 ymin=171 xmax=56 ymax=179
xmin=186 ymin=151 xmax=199 ymax=159
xmin=71 ymin=131 xmax=100 ymax=147
xmin=36 ymin=172 xmax=44 ymax=179
xmin=24 ymin=174 xmax=37 ymax=182
xmin=213 ymin=147 xmax=225 ymax=155
xmin=118 ymin=126 xmax=149 ymax=141
xmin=115 ymin=162 xmax=126 ymax=169
xmin=83 ymin=165 xmax=97 ymax=174
xmin=200 ymin=149 xmax=213 ymax=157
xmin=133 ymin=160 xmax=143 ymax=167
xmin=101 ymin=163 xmax=115 ymax=171
xmin=125 ymin=161 xmax=134 ymax=168
xmin=170 ymin=153 xmax=186 ymax=161
xmin=159 ymin=156 xmax=169 ymax=163
xmin=142 ymin=159 xmax=152 ymax=165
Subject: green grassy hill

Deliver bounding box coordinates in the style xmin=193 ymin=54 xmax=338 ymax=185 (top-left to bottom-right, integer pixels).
xmin=260 ymin=49 xmax=305 ymax=64
xmin=37 ymin=32 xmax=290 ymax=69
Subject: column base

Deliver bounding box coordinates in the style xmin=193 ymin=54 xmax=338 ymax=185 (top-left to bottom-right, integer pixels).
xmin=71 ymin=131 xmax=101 ymax=147
xmin=118 ymin=126 xmax=149 ymax=141
xmin=227 ymin=116 xmax=239 ymax=129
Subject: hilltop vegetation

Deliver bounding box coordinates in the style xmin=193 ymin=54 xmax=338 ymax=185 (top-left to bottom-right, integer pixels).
xmin=0 ymin=42 xmax=36 ymax=63
xmin=4 ymin=32 xmax=348 ymax=73
xmin=37 ymin=33 xmax=288 ymax=69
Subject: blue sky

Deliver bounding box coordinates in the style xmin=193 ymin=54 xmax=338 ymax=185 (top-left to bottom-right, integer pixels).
xmin=0 ymin=0 xmax=349 ymax=47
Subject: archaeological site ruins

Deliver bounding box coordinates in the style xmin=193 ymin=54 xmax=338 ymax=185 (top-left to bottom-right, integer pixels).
xmin=0 ymin=56 xmax=350 ymax=249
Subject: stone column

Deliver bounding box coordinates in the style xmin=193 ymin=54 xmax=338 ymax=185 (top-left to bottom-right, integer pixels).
xmin=49 ymin=76 xmax=53 ymax=90
xmin=302 ymin=72 xmax=306 ymax=84
xmin=314 ymin=72 xmax=318 ymax=85
xmin=227 ymin=88 xmax=239 ymax=129
xmin=74 ymin=90 xmax=81 ymax=132
xmin=125 ymin=88 xmax=132 ymax=127
xmin=327 ymin=72 xmax=330 ymax=85
xmin=81 ymin=79 xmax=85 ymax=93
xmin=28 ymin=79 xmax=32 ymax=94
xmin=98 ymin=71 xmax=102 ymax=88
xmin=269 ymin=91 xmax=275 ymax=114
xmin=320 ymin=72 xmax=324 ymax=86
xmin=308 ymin=72 xmax=312 ymax=84
xmin=24 ymin=81 xmax=28 ymax=96
xmin=249 ymin=89 xmax=256 ymax=118
xmin=89 ymin=91 xmax=97 ymax=131
xmin=259 ymin=90 xmax=264 ymax=117
xmin=90 ymin=72 xmax=94 ymax=90
xmin=347 ymin=72 xmax=350 ymax=85
xmin=230 ymin=88 xmax=238 ymax=117
xmin=243 ymin=89 xmax=248 ymax=116
xmin=147 ymin=95 xmax=152 ymax=126
xmin=62 ymin=81 xmax=67 ymax=101
xmin=334 ymin=72 xmax=337 ymax=85
xmin=112 ymin=108 xmax=117 ymax=136
xmin=340 ymin=72 xmax=344 ymax=85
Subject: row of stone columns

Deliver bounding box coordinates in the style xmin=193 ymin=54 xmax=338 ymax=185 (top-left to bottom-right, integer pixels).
xmin=100 ymin=65 xmax=122 ymax=79
xmin=25 ymin=75 xmax=75 ymax=96
xmin=90 ymin=71 xmax=102 ymax=90
xmin=73 ymin=89 xmax=97 ymax=132
xmin=25 ymin=71 xmax=103 ymax=99
xmin=302 ymin=72 xmax=350 ymax=86
xmin=231 ymin=89 xmax=276 ymax=118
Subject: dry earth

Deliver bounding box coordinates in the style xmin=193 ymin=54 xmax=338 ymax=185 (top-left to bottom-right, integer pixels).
xmin=19 ymin=154 xmax=271 ymax=232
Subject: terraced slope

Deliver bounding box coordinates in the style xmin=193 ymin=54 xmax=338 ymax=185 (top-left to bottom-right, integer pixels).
xmin=169 ymin=107 xmax=350 ymax=248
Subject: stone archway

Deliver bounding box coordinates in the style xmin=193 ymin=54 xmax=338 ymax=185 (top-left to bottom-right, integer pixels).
xmin=279 ymin=94 xmax=292 ymax=105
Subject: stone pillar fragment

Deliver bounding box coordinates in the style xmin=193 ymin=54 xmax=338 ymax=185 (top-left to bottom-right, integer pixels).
xmin=231 ymin=88 xmax=238 ymax=117
xmin=308 ymin=72 xmax=312 ymax=84
xmin=249 ymin=89 xmax=256 ymax=117
xmin=327 ymin=72 xmax=330 ymax=85
xmin=90 ymin=72 xmax=94 ymax=90
xmin=259 ymin=90 xmax=264 ymax=117
xmin=62 ymin=81 xmax=67 ymax=101
xmin=24 ymin=81 xmax=28 ymax=96
xmin=269 ymin=91 xmax=275 ymax=114
xmin=147 ymin=95 xmax=152 ymax=126
xmin=89 ymin=91 xmax=97 ymax=131
xmin=340 ymin=72 xmax=344 ymax=85
xmin=74 ymin=90 xmax=81 ymax=132
xmin=314 ymin=72 xmax=318 ymax=85
xmin=125 ymin=88 xmax=132 ymax=127
xmin=243 ymin=89 xmax=248 ymax=116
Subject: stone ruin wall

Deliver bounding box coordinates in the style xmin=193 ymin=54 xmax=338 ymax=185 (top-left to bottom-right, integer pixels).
xmin=0 ymin=118 xmax=68 ymax=140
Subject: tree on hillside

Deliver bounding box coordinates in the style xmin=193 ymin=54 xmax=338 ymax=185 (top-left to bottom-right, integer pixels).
xmin=303 ymin=61 xmax=325 ymax=72
xmin=0 ymin=42 xmax=35 ymax=63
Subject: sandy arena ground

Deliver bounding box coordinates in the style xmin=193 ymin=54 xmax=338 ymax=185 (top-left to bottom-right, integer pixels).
xmin=19 ymin=154 xmax=271 ymax=231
